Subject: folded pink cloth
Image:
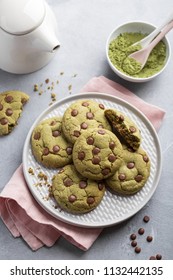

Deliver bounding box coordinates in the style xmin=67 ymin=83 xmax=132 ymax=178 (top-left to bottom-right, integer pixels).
xmin=0 ymin=76 xmax=165 ymax=251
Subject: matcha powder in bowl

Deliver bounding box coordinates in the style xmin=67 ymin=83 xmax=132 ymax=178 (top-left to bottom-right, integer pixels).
xmin=108 ymin=32 xmax=167 ymax=78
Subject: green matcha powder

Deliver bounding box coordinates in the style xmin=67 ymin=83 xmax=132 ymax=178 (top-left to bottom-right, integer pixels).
xmin=108 ymin=32 xmax=166 ymax=78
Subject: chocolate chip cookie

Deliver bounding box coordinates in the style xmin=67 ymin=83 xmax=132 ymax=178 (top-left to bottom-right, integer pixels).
xmin=31 ymin=117 xmax=73 ymax=168
xmin=105 ymin=147 xmax=150 ymax=195
xmin=0 ymin=90 xmax=29 ymax=135
xmin=104 ymin=109 xmax=141 ymax=150
xmin=52 ymin=164 xmax=106 ymax=214
xmin=62 ymin=99 xmax=111 ymax=144
xmin=72 ymin=128 xmax=123 ymax=180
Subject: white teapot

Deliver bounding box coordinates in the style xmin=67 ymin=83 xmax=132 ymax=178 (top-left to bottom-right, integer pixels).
xmin=0 ymin=0 xmax=60 ymax=74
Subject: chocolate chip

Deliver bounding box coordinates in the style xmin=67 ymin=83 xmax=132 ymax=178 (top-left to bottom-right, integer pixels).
xmin=92 ymin=156 xmax=101 ymax=164
xmin=53 ymin=145 xmax=60 ymax=153
xmin=5 ymin=95 xmax=13 ymax=103
xmin=64 ymin=178 xmax=73 ymax=187
xmin=87 ymin=196 xmax=95 ymax=204
xmin=135 ymin=246 xmax=141 ymax=253
xmin=99 ymin=103 xmax=105 ymax=109
xmin=118 ymin=173 xmax=126 ymax=181
xmin=129 ymin=126 xmax=136 ymax=133
xmin=73 ymin=130 xmax=80 ymax=137
xmin=50 ymin=120 xmax=56 ymax=126
xmin=68 ymin=194 xmax=76 ymax=202
xmin=79 ymin=181 xmax=87 ymax=189
xmin=52 ymin=130 xmax=61 ymax=137
xmin=131 ymin=240 xmax=137 ymax=247
xmin=108 ymin=154 xmax=116 ymax=162
xmin=135 ymin=175 xmax=143 ymax=182
xmin=98 ymin=129 xmax=105 ymax=135
xmin=81 ymin=122 xmax=88 ymax=129
xmin=92 ymin=147 xmax=100 ymax=154
xmin=119 ymin=114 xmax=124 ymax=121
xmin=146 ymin=235 xmax=153 ymax=242
xmin=156 ymin=254 xmax=162 ymax=260
xmin=138 ymin=228 xmax=145 ymax=235
xmin=98 ymin=182 xmax=105 ymax=190
xmin=0 ymin=103 xmax=3 ymax=110
xmin=21 ymin=98 xmax=27 ymax=104
xmin=143 ymin=155 xmax=149 ymax=162
xmin=78 ymin=151 xmax=85 ymax=160
xmin=86 ymin=112 xmax=94 ymax=119
xmin=34 ymin=132 xmax=41 ymax=140
xmin=130 ymin=233 xmax=137 ymax=240
xmin=43 ymin=147 xmax=49 ymax=155
xmin=0 ymin=118 xmax=8 ymax=125
xmin=102 ymin=168 xmax=110 ymax=176
xmin=6 ymin=108 xmax=13 ymax=116
xmin=82 ymin=101 xmax=89 ymax=107
xmin=109 ymin=141 xmax=115 ymax=149
xmin=71 ymin=109 xmax=78 ymax=116
xmin=149 ymin=256 xmax=156 ymax=260
xmin=143 ymin=215 xmax=150 ymax=223
xmin=127 ymin=162 xmax=135 ymax=169
xmin=87 ymin=137 xmax=94 ymax=145
xmin=66 ymin=147 xmax=72 ymax=155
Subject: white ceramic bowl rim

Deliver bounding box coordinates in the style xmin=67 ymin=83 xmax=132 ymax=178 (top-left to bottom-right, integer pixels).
xmin=106 ymin=20 xmax=171 ymax=82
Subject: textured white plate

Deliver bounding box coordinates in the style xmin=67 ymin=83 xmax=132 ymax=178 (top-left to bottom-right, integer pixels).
xmin=23 ymin=93 xmax=162 ymax=228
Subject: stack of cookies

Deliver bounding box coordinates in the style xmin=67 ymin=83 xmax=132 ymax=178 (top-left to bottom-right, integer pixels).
xmin=31 ymin=99 xmax=150 ymax=214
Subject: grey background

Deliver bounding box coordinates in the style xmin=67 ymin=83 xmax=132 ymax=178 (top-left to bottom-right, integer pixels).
xmin=0 ymin=0 xmax=173 ymax=260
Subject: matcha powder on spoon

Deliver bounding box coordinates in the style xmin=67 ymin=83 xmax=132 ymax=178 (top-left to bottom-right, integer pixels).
xmin=108 ymin=32 xmax=167 ymax=78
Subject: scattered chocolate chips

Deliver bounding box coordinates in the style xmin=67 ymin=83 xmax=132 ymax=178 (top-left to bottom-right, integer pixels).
xmin=131 ymin=240 xmax=137 ymax=247
xmin=109 ymin=141 xmax=116 ymax=149
xmin=101 ymin=168 xmax=110 ymax=176
xmin=156 ymin=254 xmax=162 ymax=260
xmin=99 ymin=103 xmax=105 ymax=109
xmin=135 ymin=246 xmax=141 ymax=254
xmin=130 ymin=233 xmax=137 ymax=240
xmin=138 ymin=228 xmax=145 ymax=235
xmin=92 ymin=147 xmax=100 ymax=155
xmin=119 ymin=114 xmax=124 ymax=121
xmin=98 ymin=182 xmax=105 ymax=190
xmin=82 ymin=101 xmax=89 ymax=107
xmin=146 ymin=235 xmax=153 ymax=242
xmin=73 ymin=130 xmax=80 ymax=137
xmin=143 ymin=155 xmax=149 ymax=163
xmin=92 ymin=156 xmax=101 ymax=164
xmin=143 ymin=215 xmax=150 ymax=223
xmin=86 ymin=112 xmax=94 ymax=119
xmin=66 ymin=147 xmax=72 ymax=155
xmin=129 ymin=126 xmax=136 ymax=133
xmin=98 ymin=129 xmax=105 ymax=135
xmin=135 ymin=174 xmax=143 ymax=182
xmin=149 ymin=256 xmax=156 ymax=260
xmin=118 ymin=173 xmax=126 ymax=181
xmin=108 ymin=154 xmax=116 ymax=162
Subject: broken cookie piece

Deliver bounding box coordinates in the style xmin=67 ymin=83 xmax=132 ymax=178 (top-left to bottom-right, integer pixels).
xmin=0 ymin=90 xmax=29 ymax=135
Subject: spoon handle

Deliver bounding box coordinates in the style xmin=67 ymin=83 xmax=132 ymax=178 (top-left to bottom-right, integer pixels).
xmin=146 ymin=20 xmax=173 ymax=50
xmin=139 ymin=12 xmax=173 ymax=48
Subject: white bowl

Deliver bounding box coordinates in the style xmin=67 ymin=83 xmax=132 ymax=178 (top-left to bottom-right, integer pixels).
xmin=106 ymin=21 xmax=171 ymax=82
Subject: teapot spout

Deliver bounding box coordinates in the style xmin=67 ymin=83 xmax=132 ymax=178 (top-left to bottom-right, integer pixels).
xmin=38 ymin=29 xmax=60 ymax=53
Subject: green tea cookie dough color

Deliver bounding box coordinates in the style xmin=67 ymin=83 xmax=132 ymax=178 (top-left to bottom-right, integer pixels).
xmin=52 ymin=164 xmax=106 ymax=214
xmin=31 ymin=117 xmax=73 ymax=168
xmin=72 ymin=128 xmax=123 ymax=180
xmin=62 ymin=99 xmax=111 ymax=144
xmin=106 ymin=147 xmax=150 ymax=195
xmin=0 ymin=90 xmax=29 ymax=135
xmin=105 ymin=109 xmax=141 ymax=150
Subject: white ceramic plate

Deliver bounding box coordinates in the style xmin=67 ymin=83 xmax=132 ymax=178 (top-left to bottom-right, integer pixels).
xmin=23 ymin=93 xmax=162 ymax=228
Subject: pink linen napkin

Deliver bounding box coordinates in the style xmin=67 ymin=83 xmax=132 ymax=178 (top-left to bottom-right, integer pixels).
xmin=0 ymin=76 xmax=165 ymax=251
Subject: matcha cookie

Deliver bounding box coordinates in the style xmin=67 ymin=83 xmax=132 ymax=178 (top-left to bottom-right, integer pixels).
xmin=0 ymin=90 xmax=29 ymax=135
xmin=52 ymin=164 xmax=106 ymax=214
xmin=62 ymin=99 xmax=111 ymax=144
xmin=72 ymin=128 xmax=123 ymax=180
xmin=105 ymin=147 xmax=150 ymax=195
xmin=31 ymin=117 xmax=73 ymax=168
xmin=104 ymin=109 xmax=141 ymax=150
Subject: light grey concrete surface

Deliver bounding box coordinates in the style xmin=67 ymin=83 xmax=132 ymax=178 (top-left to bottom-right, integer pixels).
xmin=0 ymin=0 xmax=173 ymax=260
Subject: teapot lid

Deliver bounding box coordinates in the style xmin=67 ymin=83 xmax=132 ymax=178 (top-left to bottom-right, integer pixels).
xmin=0 ymin=0 xmax=45 ymax=35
